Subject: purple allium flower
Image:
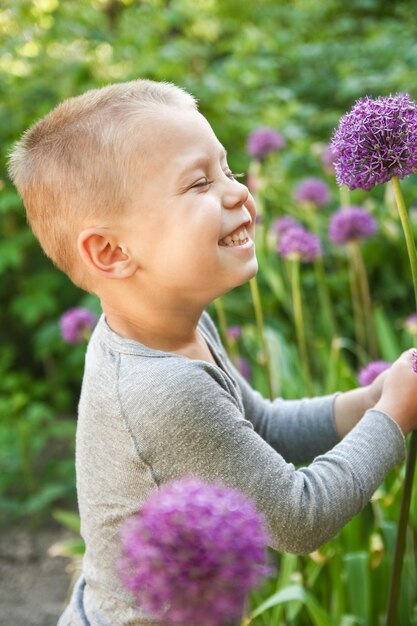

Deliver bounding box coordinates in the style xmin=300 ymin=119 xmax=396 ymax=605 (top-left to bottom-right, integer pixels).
xmin=331 ymin=93 xmax=417 ymax=191
xmin=412 ymin=350 xmax=417 ymax=373
xmin=278 ymin=226 xmax=322 ymax=263
xmin=293 ymin=178 xmax=331 ymax=207
xmin=321 ymin=144 xmax=337 ymax=174
xmin=59 ymin=307 xmax=97 ymax=344
xmin=118 ymin=478 xmax=270 ymax=626
xmin=227 ymin=325 xmax=242 ymax=340
xmin=236 ymin=356 xmax=251 ymax=381
xmin=270 ymin=216 xmax=301 ymax=238
xmin=358 ymin=360 xmax=391 ymax=386
xmin=328 ymin=206 xmax=378 ymax=245
xmin=405 ymin=313 xmax=417 ymax=334
xmin=246 ymin=127 xmax=285 ymax=160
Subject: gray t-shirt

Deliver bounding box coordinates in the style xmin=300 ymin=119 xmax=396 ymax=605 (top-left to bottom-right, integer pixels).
xmin=59 ymin=311 xmax=405 ymax=625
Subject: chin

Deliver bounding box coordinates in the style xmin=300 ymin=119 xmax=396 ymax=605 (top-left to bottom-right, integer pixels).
xmin=244 ymin=258 xmax=259 ymax=280
xmin=214 ymin=259 xmax=259 ymax=298
xmin=233 ymin=263 xmax=259 ymax=289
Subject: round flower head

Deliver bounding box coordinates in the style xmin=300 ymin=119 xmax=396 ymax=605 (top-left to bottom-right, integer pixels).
xmin=331 ymin=93 xmax=417 ymax=191
xmin=227 ymin=325 xmax=242 ymax=340
xmin=329 ymin=206 xmax=377 ymax=245
xmin=278 ymin=226 xmax=322 ymax=263
xmin=271 ymin=216 xmax=301 ymax=239
xmin=358 ymin=360 xmax=391 ymax=386
xmin=293 ymin=178 xmax=330 ymax=207
xmin=118 ymin=478 xmax=270 ymax=626
xmin=321 ymin=143 xmax=337 ymax=174
xmin=405 ymin=313 xmax=417 ymax=334
xmin=246 ymin=127 xmax=285 ymax=160
xmin=59 ymin=307 xmax=97 ymax=344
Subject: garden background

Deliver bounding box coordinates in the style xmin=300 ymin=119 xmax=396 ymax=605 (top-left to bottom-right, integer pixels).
xmin=2 ymin=0 xmax=417 ymax=624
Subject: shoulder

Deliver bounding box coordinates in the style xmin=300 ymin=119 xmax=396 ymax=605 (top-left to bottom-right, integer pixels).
xmin=116 ymin=353 xmax=249 ymax=460
xmin=86 ymin=311 xmax=240 ymax=417
xmin=118 ymin=350 xmax=236 ymax=412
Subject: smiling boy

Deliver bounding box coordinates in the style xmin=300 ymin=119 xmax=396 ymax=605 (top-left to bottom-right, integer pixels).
xmin=9 ymin=80 xmax=417 ymax=626
xmin=82 ymin=104 xmax=257 ymax=360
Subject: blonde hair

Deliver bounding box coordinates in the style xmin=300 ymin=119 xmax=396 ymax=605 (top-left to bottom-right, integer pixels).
xmin=8 ymin=80 xmax=197 ymax=290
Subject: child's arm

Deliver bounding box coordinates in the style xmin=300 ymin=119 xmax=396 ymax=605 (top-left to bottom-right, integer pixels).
xmin=118 ymin=351 xmax=414 ymax=554
xmin=227 ymin=368 xmax=341 ymax=464
xmin=333 ymin=371 xmax=385 ymax=437
xmin=229 ymin=363 xmax=387 ymax=463
xmin=201 ymin=312 xmax=386 ymax=462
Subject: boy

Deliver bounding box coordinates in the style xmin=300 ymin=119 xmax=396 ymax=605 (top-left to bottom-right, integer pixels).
xmin=9 ymin=80 xmax=417 ymax=626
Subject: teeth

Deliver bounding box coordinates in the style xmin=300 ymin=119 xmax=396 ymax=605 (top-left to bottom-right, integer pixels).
xmin=219 ymin=227 xmax=249 ymax=247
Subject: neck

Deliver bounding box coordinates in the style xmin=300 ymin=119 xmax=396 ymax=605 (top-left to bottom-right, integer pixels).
xmin=101 ymin=295 xmax=205 ymax=354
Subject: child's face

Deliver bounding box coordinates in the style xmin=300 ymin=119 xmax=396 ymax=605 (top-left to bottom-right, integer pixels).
xmin=120 ymin=106 xmax=258 ymax=305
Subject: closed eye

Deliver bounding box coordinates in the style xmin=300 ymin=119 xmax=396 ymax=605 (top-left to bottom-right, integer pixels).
xmin=190 ymin=172 xmax=244 ymax=190
xmin=191 ymin=177 xmax=213 ymax=189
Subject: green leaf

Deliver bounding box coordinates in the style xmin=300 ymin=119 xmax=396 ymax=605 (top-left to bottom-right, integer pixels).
xmin=49 ymin=537 xmax=85 ymax=558
xmin=374 ymin=307 xmax=401 ymax=362
xmin=343 ymin=552 xmax=370 ymax=624
xmin=52 ymin=508 xmax=81 ymax=533
xmin=248 ymin=584 xmax=332 ymax=626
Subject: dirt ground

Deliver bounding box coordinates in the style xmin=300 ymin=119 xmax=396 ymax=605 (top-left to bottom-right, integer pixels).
xmin=0 ymin=523 xmax=76 ymax=626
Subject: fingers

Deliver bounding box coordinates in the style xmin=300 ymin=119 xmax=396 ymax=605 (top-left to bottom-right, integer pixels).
xmin=412 ymin=348 xmax=417 ymax=373
xmin=399 ymin=348 xmax=417 ymax=365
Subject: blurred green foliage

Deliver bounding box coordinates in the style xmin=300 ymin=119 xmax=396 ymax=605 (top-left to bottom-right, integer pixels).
xmin=2 ymin=0 xmax=417 ymax=622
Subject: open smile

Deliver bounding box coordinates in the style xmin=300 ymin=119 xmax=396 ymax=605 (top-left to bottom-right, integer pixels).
xmin=219 ymin=224 xmax=252 ymax=247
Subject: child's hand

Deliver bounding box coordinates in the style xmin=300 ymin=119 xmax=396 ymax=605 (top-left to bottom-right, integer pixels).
xmin=366 ymin=368 xmax=389 ymax=405
xmin=334 ymin=369 xmax=389 ymax=438
xmin=374 ymin=348 xmax=417 ymax=436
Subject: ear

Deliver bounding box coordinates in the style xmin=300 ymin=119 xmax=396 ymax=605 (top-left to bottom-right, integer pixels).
xmin=77 ymin=228 xmax=137 ymax=279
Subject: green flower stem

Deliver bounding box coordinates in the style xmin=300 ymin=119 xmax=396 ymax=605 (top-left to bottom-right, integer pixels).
xmin=347 ymin=245 xmax=366 ymax=353
xmin=302 ymin=201 xmax=318 ymax=233
xmin=329 ymin=549 xmax=344 ymax=624
xmin=304 ymin=206 xmax=337 ymax=339
xmin=385 ymin=434 xmax=417 ymax=626
xmin=81 ymin=329 xmax=93 ymax=342
xmin=325 ymin=336 xmax=342 ymax=394
xmin=392 ymin=176 xmax=417 ymax=304
xmin=290 ymin=259 xmax=313 ymax=396
xmin=249 ymin=276 xmax=274 ymax=400
xmin=213 ymin=297 xmax=234 ymax=357
xmin=339 ymin=184 xmax=351 ymax=207
xmin=313 ymin=256 xmax=338 ymax=339
xmin=249 ymin=160 xmax=267 ymax=256
xmin=239 ymin=587 xmax=255 ymax=624
xmin=385 ymin=176 xmax=417 ymax=626
xmin=348 ymin=241 xmax=378 ymax=359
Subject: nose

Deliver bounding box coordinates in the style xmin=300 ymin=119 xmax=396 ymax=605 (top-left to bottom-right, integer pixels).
xmin=222 ymin=177 xmax=257 ymax=225
xmin=222 ymin=178 xmax=249 ymax=210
